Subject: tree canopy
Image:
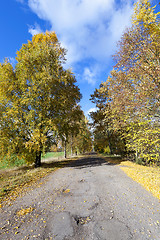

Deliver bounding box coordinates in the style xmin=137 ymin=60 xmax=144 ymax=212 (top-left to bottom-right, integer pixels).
xmin=0 ymin=31 xmax=87 ymax=167
xmin=90 ymin=0 xmax=160 ymax=164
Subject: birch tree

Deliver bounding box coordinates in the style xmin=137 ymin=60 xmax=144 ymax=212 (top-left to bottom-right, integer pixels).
xmin=0 ymin=32 xmax=82 ymax=167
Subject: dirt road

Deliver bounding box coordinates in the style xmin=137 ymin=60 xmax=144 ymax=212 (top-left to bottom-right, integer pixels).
xmin=0 ymin=154 xmax=160 ymax=240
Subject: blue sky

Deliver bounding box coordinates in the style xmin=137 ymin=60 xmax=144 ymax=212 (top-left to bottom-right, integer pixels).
xmin=0 ymin=0 xmax=159 ymax=116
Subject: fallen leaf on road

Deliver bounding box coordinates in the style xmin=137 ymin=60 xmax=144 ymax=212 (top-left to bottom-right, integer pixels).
xmin=17 ymin=207 xmax=34 ymax=216
xmin=64 ymin=189 xmax=70 ymax=193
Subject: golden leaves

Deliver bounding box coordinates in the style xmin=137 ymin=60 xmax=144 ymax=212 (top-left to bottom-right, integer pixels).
xmin=63 ymin=189 xmax=70 ymax=193
xmin=32 ymin=31 xmax=58 ymax=46
xmin=132 ymin=0 xmax=159 ymax=28
xmin=119 ymin=161 xmax=160 ymax=200
xmin=17 ymin=207 xmax=34 ymax=216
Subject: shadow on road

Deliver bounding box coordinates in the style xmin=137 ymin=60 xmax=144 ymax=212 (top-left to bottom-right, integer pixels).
xmin=66 ymin=156 xmax=113 ymax=169
xmin=41 ymin=154 xmax=122 ymax=170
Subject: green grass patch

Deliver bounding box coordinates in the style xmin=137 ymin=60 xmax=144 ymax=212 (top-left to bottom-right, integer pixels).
xmin=42 ymin=151 xmax=64 ymax=159
xmin=0 ymin=155 xmax=26 ymax=170
xmin=0 ymin=152 xmax=64 ymax=170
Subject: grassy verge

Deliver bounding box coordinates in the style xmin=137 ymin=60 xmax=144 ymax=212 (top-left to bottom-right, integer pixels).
xmin=101 ymin=154 xmax=160 ymax=200
xmin=0 ymin=156 xmax=76 ymax=207
xmin=42 ymin=151 xmax=64 ymax=159
xmin=0 ymin=155 xmax=26 ymax=170
xmin=0 ymin=152 xmax=65 ymax=170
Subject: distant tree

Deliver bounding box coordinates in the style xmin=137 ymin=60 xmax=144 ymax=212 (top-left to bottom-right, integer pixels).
xmin=90 ymin=83 xmax=125 ymax=154
xmin=71 ymin=115 xmax=93 ymax=154
xmin=53 ymin=70 xmax=83 ymax=158
xmin=90 ymin=84 xmax=110 ymax=153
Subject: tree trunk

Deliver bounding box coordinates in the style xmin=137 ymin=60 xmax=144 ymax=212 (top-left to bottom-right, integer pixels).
xmin=35 ymin=151 xmax=42 ymax=168
xmin=64 ymin=140 xmax=67 ymax=159
xmin=135 ymin=148 xmax=139 ymax=163
xmin=71 ymin=135 xmax=73 ymax=156
xmin=107 ymin=130 xmax=113 ymax=154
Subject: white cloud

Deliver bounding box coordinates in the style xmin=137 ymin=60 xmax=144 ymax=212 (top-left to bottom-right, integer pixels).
xmin=28 ymin=23 xmax=43 ymax=36
xmin=85 ymin=107 xmax=97 ymax=122
xmin=108 ymin=2 xmax=134 ymax=41
xmin=83 ymin=67 xmax=98 ymax=85
xmin=27 ymin=0 xmax=135 ymax=82
xmin=28 ymin=0 xmax=114 ymax=29
xmin=86 ymin=107 xmax=97 ymax=115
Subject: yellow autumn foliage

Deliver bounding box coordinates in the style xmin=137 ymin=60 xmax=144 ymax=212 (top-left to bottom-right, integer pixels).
xmin=120 ymin=161 xmax=160 ymax=200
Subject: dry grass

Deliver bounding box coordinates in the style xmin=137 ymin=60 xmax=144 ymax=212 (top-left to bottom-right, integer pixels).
xmin=0 ymin=166 xmax=55 ymax=207
xmin=0 ymin=157 xmax=76 ymax=207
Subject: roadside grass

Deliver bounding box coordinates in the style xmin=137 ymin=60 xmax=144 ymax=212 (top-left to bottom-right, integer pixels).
xmin=0 ymin=152 xmax=65 ymax=170
xmin=0 ymin=155 xmax=75 ymax=207
xmin=101 ymin=153 xmax=160 ymax=200
xmin=0 ymin=155 xmax=26 ymax=170
xmin=100 ymin=153 xmax=122 ymax=164
xmin=42 ymin=151 xmax=64 ymax=159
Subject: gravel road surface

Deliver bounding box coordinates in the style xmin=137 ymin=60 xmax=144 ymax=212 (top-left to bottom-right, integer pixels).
xmin=0 ymin=154 xmax=160 ymax=240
